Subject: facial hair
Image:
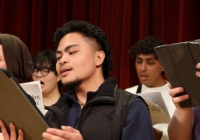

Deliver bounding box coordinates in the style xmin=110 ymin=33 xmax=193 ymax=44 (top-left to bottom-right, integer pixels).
xmin=63 ymin=78 xmax=82 ymax=90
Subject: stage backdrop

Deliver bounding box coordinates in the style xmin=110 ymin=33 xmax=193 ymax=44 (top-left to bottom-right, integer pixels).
xmin=0 ymin=0 xmax=200 ymax=89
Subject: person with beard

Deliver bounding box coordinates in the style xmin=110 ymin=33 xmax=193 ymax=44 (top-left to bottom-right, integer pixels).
xmin=125 ymin=36 xmax=175 ymax=140
xmin=0 ymin=33 xmax=33 ymax=140
xmin=0 ymin=21 xmax=154 ymax=140
xmin=32 ymin=50 xmax=62 ymax=114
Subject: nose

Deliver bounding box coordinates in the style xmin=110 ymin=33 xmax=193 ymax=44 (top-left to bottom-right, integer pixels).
xmin=35 ymin=71 xmax=43 ymax=77
xmin=140 ymin=62 xmax=147 ymax=71
xmin=58 ymin=55 xmax=69 ymax=66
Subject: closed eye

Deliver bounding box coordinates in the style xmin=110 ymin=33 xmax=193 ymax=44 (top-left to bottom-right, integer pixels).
xmin=69 ymin=51 xmax=78 ymax=55
xmin=136 ymin=60 xmax=142 ymax=64
xmin=147 ymin=61 xmax=155 ymax=65
xmin=56 ymin=56 xmax=61 ymax=60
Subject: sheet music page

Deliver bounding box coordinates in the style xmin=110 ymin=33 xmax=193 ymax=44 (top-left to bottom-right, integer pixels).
xmin=20 ymin=81 xmax=46 ymax=115
xmin=138 ymin=92 xmax=171 ymax=125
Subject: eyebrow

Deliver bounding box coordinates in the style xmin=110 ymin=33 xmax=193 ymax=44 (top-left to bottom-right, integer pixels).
xmin=56 ymin=44 xmax=79 ymax=55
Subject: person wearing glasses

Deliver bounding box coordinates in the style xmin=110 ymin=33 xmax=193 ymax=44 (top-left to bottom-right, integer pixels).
xmin=32 ymin=50 xmax=62 ymax=113
xmin=0 ymin=20 xmax=153 ymax=140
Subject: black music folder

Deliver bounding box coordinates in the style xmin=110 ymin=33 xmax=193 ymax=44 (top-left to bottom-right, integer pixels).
xmin=154 ymin=41 xmax=200 ymax=108
xmin=0 ymin=69 xmax=50 ymax=139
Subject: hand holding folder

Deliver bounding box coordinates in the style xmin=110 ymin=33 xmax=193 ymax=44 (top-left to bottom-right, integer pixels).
xmin=0 ymin=69 xmax=50 ymax=140
xmin=154 ymin=41 xmax=200 ymax=107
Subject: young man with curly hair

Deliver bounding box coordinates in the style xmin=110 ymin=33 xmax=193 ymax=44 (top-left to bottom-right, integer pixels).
xmin=126 ymin=36 xmax=175 ymax=140
xmin=0 ymin=21 xmax=154 ymax=140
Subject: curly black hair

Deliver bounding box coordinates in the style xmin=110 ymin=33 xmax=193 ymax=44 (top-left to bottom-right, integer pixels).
xmin=53 ymin=20 xmax=113 ymax=79
xmin=129 ymin=36 xmax=165 ymax=60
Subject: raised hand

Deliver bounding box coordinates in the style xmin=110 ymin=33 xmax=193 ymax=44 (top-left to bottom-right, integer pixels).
xmin=169 ymin=86 xmax=189 ymax=108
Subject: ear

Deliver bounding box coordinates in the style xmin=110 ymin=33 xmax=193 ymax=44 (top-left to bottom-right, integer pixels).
xmin=161 ymin=65 xmax=166 ymax=75
xmin=162 ymin=67 xmax=165 ymax=71
xmin=95 ymin=50 xmax=105 ymax=67
xmin=162 ymin=65 xmax=164 ymax=72
xmin=158 ymin=60 xmax=164 ymax=72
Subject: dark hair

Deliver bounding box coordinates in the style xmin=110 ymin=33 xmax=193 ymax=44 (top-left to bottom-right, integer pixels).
xmin=33 ymin=50 xmax=63 ymax=94
xmin=53 ymin=20 xmax=113 ymax=79
xmin=129 ymin=36 xmax=165 ymax=60
xmin=32 ymin=50 xmax=57 ymax=75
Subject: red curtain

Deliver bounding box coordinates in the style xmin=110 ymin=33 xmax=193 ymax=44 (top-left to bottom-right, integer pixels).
xmin=0 ymin=0 xmax=200 ymax=89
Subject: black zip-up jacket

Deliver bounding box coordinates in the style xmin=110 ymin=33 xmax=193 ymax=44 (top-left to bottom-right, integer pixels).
xmin=45 ymin=77 xmax=148 ymax=140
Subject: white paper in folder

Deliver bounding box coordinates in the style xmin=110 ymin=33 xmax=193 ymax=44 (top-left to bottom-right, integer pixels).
xmin=138 ymin=92 xmax=171 ymax=125
xmin=20 ymin=81 xmax=46 ymax=115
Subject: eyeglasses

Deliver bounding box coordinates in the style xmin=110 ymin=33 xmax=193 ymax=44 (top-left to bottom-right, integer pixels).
xmin=32 ymin=68 xmax=52 ymax=77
